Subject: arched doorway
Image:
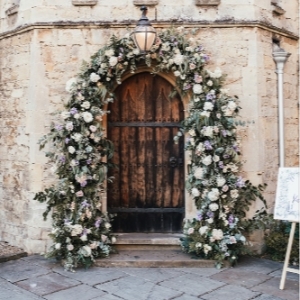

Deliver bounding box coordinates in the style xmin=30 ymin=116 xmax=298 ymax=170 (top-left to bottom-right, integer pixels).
xmin=107 ymin=72 xmax=184 ymax=233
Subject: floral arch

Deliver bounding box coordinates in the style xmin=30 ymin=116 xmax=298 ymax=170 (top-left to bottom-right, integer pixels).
xmin=35 ymin=27 xmax=266 ymax=270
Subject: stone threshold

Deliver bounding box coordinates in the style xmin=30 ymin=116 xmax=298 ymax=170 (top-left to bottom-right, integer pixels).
xmin=95 ymin=233 xmax=227 ymax=268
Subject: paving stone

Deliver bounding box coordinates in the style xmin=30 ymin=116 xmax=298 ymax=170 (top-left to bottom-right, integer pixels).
xmin=269 ymin=268 xmax=300 ymax=281
xmin=172 ymin=293 xmax=202 ymax=300
xmin=201 ymin=284 xmax=260 ymax=300
xmin=44 ymin=284 xmax=106 ymax=300
xmin=121 ymin=268 xmax=186 ymax=283
xmin=176 ymin=267 xmax=223 ymax=277
xmin=158 ymin=273 xmax=225 ymax=297
xmin=95 ymin=275 xmax=182 ymax=300
xmin=22 ymin=254 xmax=59 ymax=269
xmin=16 ymin=272 xmax=80 ymax=296
xmin=210 ymin=269 xmax=271 ymax=288
xmin=252 ymin=277 xmax=299 ymax=300
xmin=99 ymin=294 xmax=126 ymax=300
xmin=235 ymin=257 xmax=282 ymax=274
xmin=253 ymin=294 xmax=285 ymax=300
xmin=53 ymin=266 xmax=128 ymax=286
xmin=0 ymin=259 xmax=50 ymax=283
xmin=0 ymin=278 xmax=43 ymax=300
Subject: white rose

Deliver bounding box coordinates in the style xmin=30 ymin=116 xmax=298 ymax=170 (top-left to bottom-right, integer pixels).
xmin=61 ymin=111 xmax=70 ymax=119
xmin=90 ymin=72 xmax=100 ymax=82
xmin=216 ymin=176 xmax=226 ymax=187
xmin=203 ymin=102 xmax=214 ymax=111
xmin=213 ymin=155 xmax=220 ymax=162
xmin=65 ymin=122 xmax=74 ymax=131
xmin=207 ymin=218 xmax=214 ymax=224
xmin=68 ymin=146 xmax=76 ymax=154
xmin=173 ymin=54 xmax=184 ymax=65
xmin=109 ymin=56 xmax=118 ymax=67
xmin=230 ymin=189 xmax=239 ymax=199
xmin=81 ymin=101 xmax=91 ymax=109
xmin=74 ymin=113 xmax=80 ymax=119
xmin=67 ymin=244 xmax=74 ymax=251
xmin=71 ymin=133 xmax=82 ymax=142
xmin=195 ymin=242 xmax=202 ymax=248
xmin=199 ymin=226 xmax=208 ymax=235
xmin=174 ymin=71 xmax=181 ymax=77
xmin=207 ymin=80 xmax=213 ymax=86
xmin=65 ymin=78 xmax=77 ymax=93
xmin=227 ymin=101 xmax=237 ymax=111
xmin=191 ymin=188 xmax=200 ymax=197
xmin=208 ymin=188 xmax=220 ymax=201
xmin=111 ymin=237 xmax=117 ymax=244
xmin=202 ymin=155 xmax=212 ymax=166
xmin=89 ymin=125 xmax=97 ymax=132
xmin=82 ymin=112 xmax=93 ymax=123
xmin=71 ymin=224 xmax=83 ymax=236
xmin=80 ymin=234 xmax=88 ymax=241
xmin=55 ymin=243 xmax=61 ymax=250
xmin=194 ymin=167 xmax=203 ymax=179
xmin=193 ymin=84 xmax=203 ymax=94
xmin=212 ymin=229 xmax=224 ymax=240
xmin=209 ymin=203 xmax=219 ymax=211
xmin=203 ymin=244 xmax=212 ymax=254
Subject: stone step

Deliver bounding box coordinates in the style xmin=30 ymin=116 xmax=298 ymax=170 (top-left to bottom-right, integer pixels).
xmin=113 ymin=233 xmax=183 ymax=250
xmin=95 ymin=249 xmax=218 ymax=268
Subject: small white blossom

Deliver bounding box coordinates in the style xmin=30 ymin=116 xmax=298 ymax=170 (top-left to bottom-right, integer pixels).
xmin=90 ymin=72 xmax=100 ymax=82
xmin=65 ymin=122 xmax=74 ymax=131
xmin=203 ymin=102 xmax=214 ymax=111
xmin=203 ymin=244 xmax=212 ymax=254
xmin=191 ymin=188 xmax=200 ymax=197
xmin=216 ymin=176 xmax=226 ymax=187
xmin=81 ymin=101 xmax=91 ymax=109
xmin=55 ymin=243 xmax=61 ymax=250
xmin=199 ymin=226 xmax=209 ymax=235
xmin=67 ymin=244 xmax=74 ymax=251
xmin=207 ymin=80 xmax=213 ymax=86
xmin=208 ymin=188 xmax=220 ymax=201
xmin=109 ymin=56 xmax=118 ymax=67
xmin=202 ymin=155 xmax=212 ymax=166
xmin=80 ymin=234 xmax=88 ymax=241
xmin=71 ymin=224 xmax=83 ymax=236
xmin=187 ymin=228 xmax=194 ymax=235
xmin=230 ymin=189 xmax=239 ymax=199
xmin=71 ymin=133 xmax=82 ymax=142
xmin=213 ymin=155 xmax=220 ymax=162
xmin=173 ymin=54 xmax=184 ymax=65
xmin=174 ymin=70 xmax=181 ymax=77
xmin=68 ymin=146 xmax=76 ymax=154
xmin=104 ymin=49 xmax=114 ymax=57
xmin=193 ymin=84 xmax=203 ymax=94
xmin=188 ymin=129 xmax=196 ymax=136
xmin=212 ymin=229 xmax=224 ymax=240
xmin=194 ymin=167 xmax=204 ymax=179
xmin=82 ymin=112 xmax=93 ymax=123
xmin=209 ymin=203 xmax=219 ymax=211
xmin=80 ymin=245 xmax=92 ymax=257
xmin=195 ymin=242 xmax=202 ymax=248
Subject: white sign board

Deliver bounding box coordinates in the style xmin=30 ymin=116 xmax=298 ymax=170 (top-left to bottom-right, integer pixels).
xmin=274 ymin=168 xmax=299 ymax=222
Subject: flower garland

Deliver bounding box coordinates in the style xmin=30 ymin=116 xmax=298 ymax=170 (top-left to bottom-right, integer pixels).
xmin=35 ymin=26 xmax=266 ymax=270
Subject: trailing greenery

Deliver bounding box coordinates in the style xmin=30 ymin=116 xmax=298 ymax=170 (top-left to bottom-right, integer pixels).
xmin=262 ymin=218 xmax=299 ymax=265
xmin=35 ymin=26 xmax=267 ymax=270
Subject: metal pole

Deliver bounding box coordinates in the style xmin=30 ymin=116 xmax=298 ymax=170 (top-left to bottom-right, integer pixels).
xmin=272 ymin=46 xmax=290 ymax=167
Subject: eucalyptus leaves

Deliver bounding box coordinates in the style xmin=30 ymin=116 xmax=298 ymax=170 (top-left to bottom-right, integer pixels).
xmin=35 ymin=26 xmax=266 ymax=270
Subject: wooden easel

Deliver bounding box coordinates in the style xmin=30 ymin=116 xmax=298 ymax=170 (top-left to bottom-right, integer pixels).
xmin=279 ymin=221 xmax=300 ymax=290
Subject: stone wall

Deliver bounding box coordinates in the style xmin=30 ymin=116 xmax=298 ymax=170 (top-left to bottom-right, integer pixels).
xmin=0 ymin=0 xmax=298 ymax=253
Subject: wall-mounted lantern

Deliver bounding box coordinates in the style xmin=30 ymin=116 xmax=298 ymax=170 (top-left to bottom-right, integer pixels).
xmin=131 ymin=6 xmax=156 ymax=54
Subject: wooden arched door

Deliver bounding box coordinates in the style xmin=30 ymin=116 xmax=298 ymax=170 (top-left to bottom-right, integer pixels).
xmin=107 ymin=72 xmax=184 ymax=233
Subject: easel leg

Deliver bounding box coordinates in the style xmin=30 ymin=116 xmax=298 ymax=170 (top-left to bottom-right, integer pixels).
xmin=279 ymin=222 xmax=296 ymax=290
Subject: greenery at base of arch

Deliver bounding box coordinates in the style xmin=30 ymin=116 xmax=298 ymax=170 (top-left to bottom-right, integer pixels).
xmin=34 ymin=26 xmax=267 ymax=270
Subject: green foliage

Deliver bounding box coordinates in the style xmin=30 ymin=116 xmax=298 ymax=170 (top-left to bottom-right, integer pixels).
xmin=263 ymin=218 xmax=299 ymax=265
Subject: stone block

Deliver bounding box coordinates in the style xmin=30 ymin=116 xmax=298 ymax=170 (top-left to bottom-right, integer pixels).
xmin=195 ymin=0 xmax=220 ymax=5
xmin=45 ymin=284 xmax=106 ymax=300
xmin=133 ymin=0 xmax=159 ymax=5
xmin=72 ymin=0 xmax=98 ymax=5
xmin=202 ymin=284 xmax=260 ymax=300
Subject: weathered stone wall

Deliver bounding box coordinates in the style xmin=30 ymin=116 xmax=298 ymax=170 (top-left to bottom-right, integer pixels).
xmin=0 ymin=0 xmax=298 ymax=253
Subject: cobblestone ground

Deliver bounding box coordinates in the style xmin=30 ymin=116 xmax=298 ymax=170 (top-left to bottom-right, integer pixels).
xmin=0 ymin=255 xmax=298 ymax=300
